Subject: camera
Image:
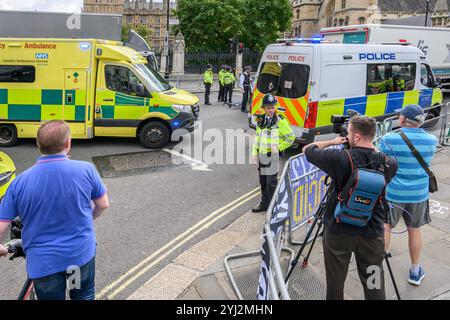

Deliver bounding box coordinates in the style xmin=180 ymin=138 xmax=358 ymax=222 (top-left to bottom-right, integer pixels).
xmin=331 ymin=109 xmax=361 ymax=136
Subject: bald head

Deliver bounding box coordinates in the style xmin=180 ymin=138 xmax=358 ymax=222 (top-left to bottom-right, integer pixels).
xmin=37 ymin=120 xmax=71 ymax=155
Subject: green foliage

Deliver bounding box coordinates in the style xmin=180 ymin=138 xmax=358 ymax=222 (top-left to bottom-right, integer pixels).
xmin=175 ymin=0 xmax=292 ymax=53
xmin=241 ymin=0 xmax=292 ymax=52
xmin=121 ymin=23 xmax=153 ymax=44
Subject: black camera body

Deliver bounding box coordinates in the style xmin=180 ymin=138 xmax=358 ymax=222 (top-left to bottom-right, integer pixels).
xmin=331 ymin=115 xmax=350 ymax=136
xmin=331 ymin=109 xmax=361 ymax=136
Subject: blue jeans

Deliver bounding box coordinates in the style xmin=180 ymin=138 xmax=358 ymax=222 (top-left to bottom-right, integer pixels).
xmin=32 ymin=256 xmax=96 ymax=300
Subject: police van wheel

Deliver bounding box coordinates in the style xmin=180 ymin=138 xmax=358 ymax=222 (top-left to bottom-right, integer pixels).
xmin=139 ymin=121 xmax=170 ymax=149
xmin=0 ymin=124 xmax=18 ymax=147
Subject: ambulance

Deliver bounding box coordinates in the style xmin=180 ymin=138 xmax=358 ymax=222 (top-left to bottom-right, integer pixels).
xmin=250 ymin=39 xmax=443 ymax=144
xmin=0 ymin=38 xmax=200 ymax=148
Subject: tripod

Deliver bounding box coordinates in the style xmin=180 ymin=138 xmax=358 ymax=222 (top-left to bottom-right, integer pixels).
xmin=284 ymin=181 xmax=402 ymax=300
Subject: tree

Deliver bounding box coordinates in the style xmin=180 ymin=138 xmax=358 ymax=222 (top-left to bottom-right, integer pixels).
xmin=121 ymin=24 xmax=131 ymax=43
xmin=174 ymin=0 xmax=244 ymax=52
xmin=121 ymin=23 xmax=153 ymax=44
xmin=241 ymin=0 xmax=292 ymax=52
xmin=175 ymin=0 xmax=292 ymax=53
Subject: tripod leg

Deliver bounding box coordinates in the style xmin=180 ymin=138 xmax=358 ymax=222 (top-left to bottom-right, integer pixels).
xmin=302 ymin=219 xmax=323 ymax=267
xmin=384 ymin=252 xmax=401 ymax=300
xmin=284 ymin=212 xmax=320 ymax=284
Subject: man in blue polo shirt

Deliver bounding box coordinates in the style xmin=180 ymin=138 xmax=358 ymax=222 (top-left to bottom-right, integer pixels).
xmin=380 ymin=104 xmax=437 ymax=286
xmin=0 ymin=120 xmax=109 ymax=300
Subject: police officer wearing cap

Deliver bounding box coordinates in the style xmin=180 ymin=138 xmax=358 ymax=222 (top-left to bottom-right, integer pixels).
xmin=203 ymin=64 xmax=213 ymax=105
xmin=251 ymin=93 xmax=295 ymax=212
xmin=239 ymin=66 xmax=252 ymax=113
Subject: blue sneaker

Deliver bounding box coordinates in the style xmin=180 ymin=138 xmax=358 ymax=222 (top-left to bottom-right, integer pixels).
xmin=408 ymin=267 xmax=426 ymax=285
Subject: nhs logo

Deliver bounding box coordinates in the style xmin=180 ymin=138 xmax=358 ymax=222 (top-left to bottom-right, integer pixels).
xmin=359 ymin=53 xmax=396 ymax=61
xmin=35 ymin=53 xmax=49 ymax=59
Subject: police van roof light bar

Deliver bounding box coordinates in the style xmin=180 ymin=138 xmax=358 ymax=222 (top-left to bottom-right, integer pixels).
xmin=276 ymin=38 xmax=335 ymax=44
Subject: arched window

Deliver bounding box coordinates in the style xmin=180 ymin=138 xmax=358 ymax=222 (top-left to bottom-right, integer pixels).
xmin=358 ymin=17 xmax=366 ymax=24
xmin=342 ymin=0 xmax=346 ymax=9
xmin=345 ymin=16 xmax=349 ymax=26
xmin=296 ymin=9 xmax=300 ymax=20
xmin=339 ymin=19 xmax=344 ymax=26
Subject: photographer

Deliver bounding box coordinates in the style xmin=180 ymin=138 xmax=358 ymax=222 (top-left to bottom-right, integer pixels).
xmin=303 ymin=116 xmax=397 ymax=300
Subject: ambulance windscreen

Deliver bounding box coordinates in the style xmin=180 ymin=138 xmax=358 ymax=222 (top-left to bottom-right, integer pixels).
xmin=257 ymin=62 xmax=309 ymax=99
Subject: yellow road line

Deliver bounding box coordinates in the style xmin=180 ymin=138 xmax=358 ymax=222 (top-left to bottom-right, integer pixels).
xmin=96 ymin=187 xmax=260 ymax=299
xmin=106 ymin=191 xmax=260 ymax=300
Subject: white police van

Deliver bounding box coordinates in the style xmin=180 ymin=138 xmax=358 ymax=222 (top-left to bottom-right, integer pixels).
xmin=250 ymin=39 xmax=443 ymax=143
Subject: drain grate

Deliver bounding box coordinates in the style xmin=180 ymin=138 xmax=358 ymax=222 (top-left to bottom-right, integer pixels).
xmin=230 ymin=259 xmax=326 ymax=300
xmin=92 ymin=150 xmax=190 ymax=178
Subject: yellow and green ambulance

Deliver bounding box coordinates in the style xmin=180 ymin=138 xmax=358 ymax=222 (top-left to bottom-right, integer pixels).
xmin=250 ymin=39 xmax=443 ymax=144
xmin=0 ymin=38 xmax=200 ymax=148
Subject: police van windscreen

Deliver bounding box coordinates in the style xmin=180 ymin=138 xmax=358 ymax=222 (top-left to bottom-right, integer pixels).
xmin=136 ymin=63 xmax=172 ymax=92
xmin=257 ymin=62 xmax=310 ymax=99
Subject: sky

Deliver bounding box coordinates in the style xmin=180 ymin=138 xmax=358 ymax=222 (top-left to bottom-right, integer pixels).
xmin=0 ymin=0 xmax=166 ymax=13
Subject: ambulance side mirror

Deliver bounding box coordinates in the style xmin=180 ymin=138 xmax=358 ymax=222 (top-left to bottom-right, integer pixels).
xmin=137 ymin=83 xmax=150 ymax=97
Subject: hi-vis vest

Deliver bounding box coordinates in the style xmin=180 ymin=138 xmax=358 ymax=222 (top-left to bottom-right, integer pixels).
xmin=204 ymin=70 xmax=213 ymax=84
xmin=223 ymin=72 xmax=235 ymax=85
xmin=252 ymin=114 xmax=295 ymax=156
xmin=218 ymin=69 xmax=226 ymax=85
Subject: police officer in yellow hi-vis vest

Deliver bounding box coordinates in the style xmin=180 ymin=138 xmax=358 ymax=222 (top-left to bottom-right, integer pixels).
xmin=203 ymin=64 xmax=213 ymax=105
xmin=252 ymin=93 xmax=295 ymax=212
xmin=218 ymin=65 xmax=226 ymax=102
xmin=223 ymin=66 xmax=235 ymax=105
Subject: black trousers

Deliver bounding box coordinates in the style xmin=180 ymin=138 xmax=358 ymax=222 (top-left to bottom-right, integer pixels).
xmin=241 ymin=85 xmax=251 ymax=111
xmin=224 ymin=84 xmax=233 ymax=103
xmin=258 ymin=162 xmax=278 ymax=208
xmin=204 ymin=83 xmax=211 ymax=104
xmin=218 ymin=83 xmax=224 ymax=101
xmin=322 ymin=226 xmax=386 ymax=300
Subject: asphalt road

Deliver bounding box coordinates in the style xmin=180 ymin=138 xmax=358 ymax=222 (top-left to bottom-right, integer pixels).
xmin=0 ymin=92 xmax=448 ymax=300
xmin=0 ymin=93 xmax=299 ymax=300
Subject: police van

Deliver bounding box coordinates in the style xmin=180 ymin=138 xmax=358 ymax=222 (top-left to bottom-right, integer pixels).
xmin=250 ymin=39 xmax=443 ymax=144
xmin=0 ymin=38 xmax=200 ymax=148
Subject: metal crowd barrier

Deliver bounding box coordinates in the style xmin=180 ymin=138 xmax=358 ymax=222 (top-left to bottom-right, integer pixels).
xmin=224 ymin=152 xmax=328 ymax=300
xmin=167 ymin=74 xmax=220 ymax=91
xmin=375 ymin=102 xmax=450 ymax=151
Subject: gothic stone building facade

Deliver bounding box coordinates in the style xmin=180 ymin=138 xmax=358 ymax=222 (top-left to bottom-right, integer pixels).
xmin=291 ymin=0 xmax=443 ymax=38
xmin=83 ymin=0 xmax=176 ymax=50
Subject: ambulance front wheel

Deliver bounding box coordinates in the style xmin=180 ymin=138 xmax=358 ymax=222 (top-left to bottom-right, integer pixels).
xmin=0 ymin=124 xmax=18 ymax=147
xmin=139 ymin=121 xmax=170 ymax=149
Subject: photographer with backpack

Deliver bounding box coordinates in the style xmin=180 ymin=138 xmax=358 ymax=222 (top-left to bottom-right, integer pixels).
xmin=303 ymin=115 xmax=398 ymax=300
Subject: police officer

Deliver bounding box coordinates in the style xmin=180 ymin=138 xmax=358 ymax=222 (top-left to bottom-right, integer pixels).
xmin=239 ymin=66 xmax=252 ymax=113
xmin=223 ymin=66 xmax=235 ymax=105
xmin=252 ymin=93 xmax=295 ymax=212
xmin=203 ymin=64 xmax=213 ymax=105
xmin=218 ymin=65 xmax=226 ymax=102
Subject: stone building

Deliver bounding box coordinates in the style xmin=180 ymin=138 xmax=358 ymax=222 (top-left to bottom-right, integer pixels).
xmin=83 ymin=0 xmax=177 ymax=50
xmin=290 ymin=0 xmax=440 ymax=38
xmin=432 ymin=0 xmax=450 ymax=27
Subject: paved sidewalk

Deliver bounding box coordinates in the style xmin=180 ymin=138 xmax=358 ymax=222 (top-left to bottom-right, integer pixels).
xmin=128 ymin=147 xmax=450 ymax=300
